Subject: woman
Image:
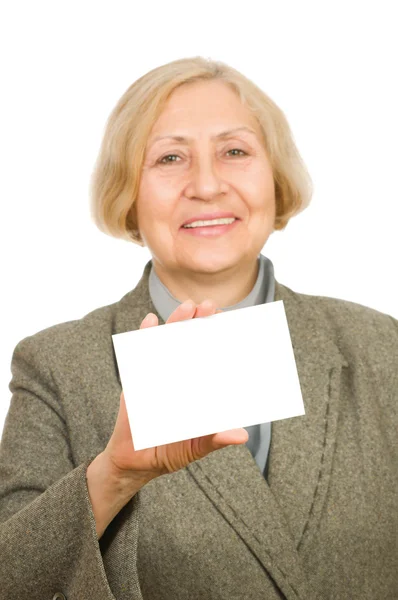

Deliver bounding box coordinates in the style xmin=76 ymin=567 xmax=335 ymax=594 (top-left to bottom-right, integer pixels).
xmin=1 ymin=57 xmax=397 ymax=600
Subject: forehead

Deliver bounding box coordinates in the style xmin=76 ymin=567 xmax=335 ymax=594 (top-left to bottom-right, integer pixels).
xmin=150 ymin=80 xmax=259 ymax=135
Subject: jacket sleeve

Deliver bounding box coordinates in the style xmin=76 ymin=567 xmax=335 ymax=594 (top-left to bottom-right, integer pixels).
xmin=0 ymin=334 xmax=122 ymax=600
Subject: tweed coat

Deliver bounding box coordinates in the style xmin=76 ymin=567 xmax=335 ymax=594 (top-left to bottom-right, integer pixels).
xmin=0 ymin=258 xmax=397 ymax=600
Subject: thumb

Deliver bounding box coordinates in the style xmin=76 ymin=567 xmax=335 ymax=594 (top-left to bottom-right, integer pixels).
xmin=112 ymin=391 xmax=134 ymax=448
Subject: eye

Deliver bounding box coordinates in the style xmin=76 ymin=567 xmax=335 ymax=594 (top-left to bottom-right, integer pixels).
xmin=226 ymin=148 xmax=248 ymax=157
xmin=158 ymin=154 xmax=181 ymax=164
xmin=158 ymin=148 xmax=248 ymax=165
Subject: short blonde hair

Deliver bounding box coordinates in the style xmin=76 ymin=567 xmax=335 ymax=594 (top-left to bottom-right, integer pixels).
xmin=89 ymin=56 xmax=313 ymax=246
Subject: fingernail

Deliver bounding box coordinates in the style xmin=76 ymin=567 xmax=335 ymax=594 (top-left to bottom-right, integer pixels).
xmin=181 ymin=299 xmax=195 ymax=311
xmin=201 ymin=299 xmax=214 ymax=309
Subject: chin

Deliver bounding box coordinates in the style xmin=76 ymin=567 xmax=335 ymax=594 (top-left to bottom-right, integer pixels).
xmin=184 ymin=252 xmax=243 ymax=273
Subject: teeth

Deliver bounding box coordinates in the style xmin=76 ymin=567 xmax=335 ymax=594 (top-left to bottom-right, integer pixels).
xmin=183 ymin=217 xmax=236 ymax=228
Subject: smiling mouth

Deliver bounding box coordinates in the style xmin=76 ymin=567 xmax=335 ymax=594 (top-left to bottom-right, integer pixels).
xmin=180 ymin=218 xmax=240 ymax=236
xmin=182 ymin=218 xmax=237 ymax=229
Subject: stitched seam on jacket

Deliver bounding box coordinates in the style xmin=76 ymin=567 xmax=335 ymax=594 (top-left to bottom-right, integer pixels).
xmin=297 ymin=369 xmax=332 ymax=551
xmin=193 ymin=463 xmax=301 ymax=599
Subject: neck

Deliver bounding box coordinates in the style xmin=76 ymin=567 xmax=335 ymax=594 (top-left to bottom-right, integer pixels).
xmin=152 ymin=258 xmax=260 ymax=309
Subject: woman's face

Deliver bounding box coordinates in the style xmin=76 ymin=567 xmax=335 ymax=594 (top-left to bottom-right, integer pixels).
xmin=136 ymin=79 xmax=276 ymax=276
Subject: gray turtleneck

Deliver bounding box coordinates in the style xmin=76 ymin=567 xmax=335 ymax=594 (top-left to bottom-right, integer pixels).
xmin=148 ymin=253 xmax=275 ymax=481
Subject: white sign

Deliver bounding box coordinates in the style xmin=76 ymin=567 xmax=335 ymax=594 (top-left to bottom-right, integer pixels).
xmin=112 ymin=300 xmax=305 ymax=451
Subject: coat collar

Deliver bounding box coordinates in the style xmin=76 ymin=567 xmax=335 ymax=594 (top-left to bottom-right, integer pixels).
xmin=113 ymin=259 xmax=349 ymax=599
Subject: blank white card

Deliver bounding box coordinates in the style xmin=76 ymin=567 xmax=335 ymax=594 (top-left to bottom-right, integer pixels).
xmin=111 ymin=300 xmax=305 ymax=451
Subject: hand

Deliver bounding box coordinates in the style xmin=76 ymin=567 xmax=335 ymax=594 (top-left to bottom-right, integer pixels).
xmin=104 ymin=299 xmax=249 ymax=483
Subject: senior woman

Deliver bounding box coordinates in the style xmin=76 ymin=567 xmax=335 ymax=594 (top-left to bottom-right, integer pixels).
xmin=1 ymin=57 xmax=397 ymax=600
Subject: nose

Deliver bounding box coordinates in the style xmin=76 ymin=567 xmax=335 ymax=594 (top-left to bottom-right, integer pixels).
xmin=187 ymin=155 xmax=228 ymax=201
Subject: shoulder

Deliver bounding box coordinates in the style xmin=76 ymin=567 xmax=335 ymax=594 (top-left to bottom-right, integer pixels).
xmin=13 ymin=260 xmax=153 ymax=362
xmin=279 ymin=281 xmax=398 ymax=366
xmin=10 ymin=295 xmax=124 ymax=369
xmin=302 ymin=288 xmax=396 ymax=336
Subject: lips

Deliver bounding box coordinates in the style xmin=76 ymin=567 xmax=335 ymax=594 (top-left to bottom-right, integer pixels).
xmin=181 ymin=212 xmax=239 ymax=227
xmin=180 ymin=218 xmax=240 ymax=237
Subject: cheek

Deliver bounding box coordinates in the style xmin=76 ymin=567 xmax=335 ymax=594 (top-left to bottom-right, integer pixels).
xmin=236 ymin=165 xmax=274 ymax=202
xmin=139 ymin=185 xmax=175 ymax=223
xmin=243 ymin=185 xmax=274 ymax=212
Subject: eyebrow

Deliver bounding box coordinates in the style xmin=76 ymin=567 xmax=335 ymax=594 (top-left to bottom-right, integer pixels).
xmin=149 ymin=126 xmax=257 ymax=145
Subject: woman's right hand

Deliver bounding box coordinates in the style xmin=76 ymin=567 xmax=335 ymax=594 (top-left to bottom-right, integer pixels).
xmin=104 ymin=298 xmax=249 ymax=484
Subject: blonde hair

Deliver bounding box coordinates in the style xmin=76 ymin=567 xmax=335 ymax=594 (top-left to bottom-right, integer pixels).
xmin=89 ymin=56 xmax=313 ymax=246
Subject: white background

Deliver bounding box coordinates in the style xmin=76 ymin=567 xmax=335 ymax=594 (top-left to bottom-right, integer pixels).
xmin=1 ymin=1 xmax=397 ymax=438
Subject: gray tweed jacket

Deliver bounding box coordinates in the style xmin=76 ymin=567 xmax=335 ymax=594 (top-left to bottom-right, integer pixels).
xmin=1 ymin=259 xmax=397 ymax=600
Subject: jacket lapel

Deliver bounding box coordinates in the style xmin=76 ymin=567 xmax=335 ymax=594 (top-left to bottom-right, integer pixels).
xmin=113 ymin=260 xmax=349 ymax=599
xmin=268 ymin=282 xmax=349 ymax=553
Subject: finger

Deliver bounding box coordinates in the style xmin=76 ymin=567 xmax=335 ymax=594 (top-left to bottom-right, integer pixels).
xmin=212 ymin=428 xmax=249 ymax=447
xmin=166 ymin=299 xmax=196 ymax=324
xmin=140 ymin=313 xmax=159 ymax=329
xmin=194 ymin=299 xmax=217 ymax=318
xmin=195 ymin=428 xmax=249 ymax=457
